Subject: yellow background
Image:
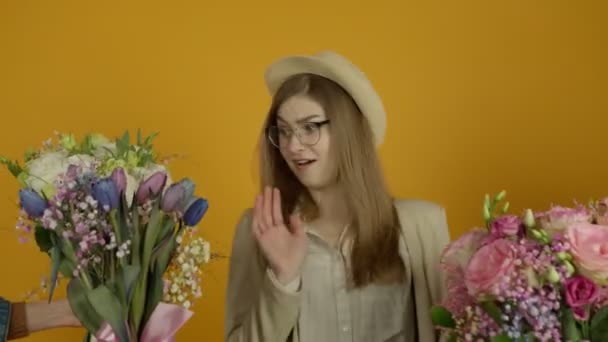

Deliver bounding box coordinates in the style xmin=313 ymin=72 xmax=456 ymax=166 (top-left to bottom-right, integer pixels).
xmin=0 ymin=1 xmax=606 ymax=341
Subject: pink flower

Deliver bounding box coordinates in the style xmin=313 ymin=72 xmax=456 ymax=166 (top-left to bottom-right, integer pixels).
xmin=490 ymin=215 xmax=522 ymax=238
xmin=537 ymin=205 xmax=591 ymax=237
xmin=464 ymin=239 xmax=516 ymax=297
xmin=565 ymin=275 xmax=599 ymax=309
xmin=135 ymin=171 xmax=168 ymax=205
xmin=441 ymin=230 xmax=488 ymax=275
xmin=572 ymin=306 xmax=589 ymax=321
xmin=566 ymin=222 xmax=608 ymax=285
xmin=440 ymin=230 xmax=488 ymax=313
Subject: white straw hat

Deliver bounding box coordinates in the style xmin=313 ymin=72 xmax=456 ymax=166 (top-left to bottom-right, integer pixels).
xmin=264 ymin=51 xmax=387 ymax=146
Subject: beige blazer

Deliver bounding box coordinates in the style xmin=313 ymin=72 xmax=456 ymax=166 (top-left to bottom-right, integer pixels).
xmin=224 ymin=199 xmax=450 ymax=342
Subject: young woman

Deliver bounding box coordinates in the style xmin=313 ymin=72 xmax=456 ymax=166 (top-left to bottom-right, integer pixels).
xmin=224 ymin=51 xmax=451 ymax=342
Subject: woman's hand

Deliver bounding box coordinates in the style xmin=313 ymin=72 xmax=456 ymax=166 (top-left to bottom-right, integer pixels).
xmin=252 ymin=187 xmax=308 ymax=286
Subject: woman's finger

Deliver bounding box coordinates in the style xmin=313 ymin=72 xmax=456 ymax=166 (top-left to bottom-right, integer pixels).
xmin=262 ymin=186 xmax=274 ymax=228
xmin=253 ymin=194 xmax=267 ymax=234
xmin=272 ymin=188 xmax=284 ymax=226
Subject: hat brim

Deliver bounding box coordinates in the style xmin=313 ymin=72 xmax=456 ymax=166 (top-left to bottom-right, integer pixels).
xmin=264 ymin=52 xmax=386 ymax=147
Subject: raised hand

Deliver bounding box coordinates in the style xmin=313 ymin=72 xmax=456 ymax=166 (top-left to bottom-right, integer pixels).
xmin=252 ymin=187 xmax=308 ymax=286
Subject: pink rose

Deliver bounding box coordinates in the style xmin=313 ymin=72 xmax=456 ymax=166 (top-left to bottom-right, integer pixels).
xmin=491 ymin=215 xmax=522 ymax=238
xmin=441 ymin=230 xmax=488 ymax=272
xmin=464 ymin=239 xmax=516 ymax=297
xmin=440 ymin=230 xmax=488 ymax=313
xmin=565 ymin=222 xmax=608 ymax=285
xmin=537 ymin=205 xmax=591 ymax=237
xmin=572 ymin=306 xmax=589 ymax=321
xmin=565 ymin=275 xmax=599 ymax=308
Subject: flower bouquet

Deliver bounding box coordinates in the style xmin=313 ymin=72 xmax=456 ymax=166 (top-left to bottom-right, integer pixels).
xmin=1 ymin=131 xmax=211 ymax=341
xmin=432 ymin=191 xmax=608 ymax=341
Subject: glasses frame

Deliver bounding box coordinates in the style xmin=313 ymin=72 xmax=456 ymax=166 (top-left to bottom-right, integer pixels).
xmin=267 ymin=120 xmax=331 ymax=148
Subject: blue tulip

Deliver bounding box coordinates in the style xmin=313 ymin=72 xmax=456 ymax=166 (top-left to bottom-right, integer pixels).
xmin=92 ymin=178 xmax=120 ymax=211
xmin=179 ymin=178 xmax=196 ymax=203
xmin=183 ymin=198 xmax=208 ymax=226
xmin=19 ymin=189 xmax=48 ymax=218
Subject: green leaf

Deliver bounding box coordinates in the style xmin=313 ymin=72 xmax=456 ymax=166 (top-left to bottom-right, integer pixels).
xmin=144 ymin=132 xmax=159 ymax=147
xmin=34 ymin=225 xmax=54 ymax=253
xmin=117 ymin=196 xmax=130 ymax=243
xmin=155 ymin=217 xmax=175 ymax=245
xmin=116 ymin=131 xmax=130 ymax=157
xmin=130 ymin=202 xmax=142 ymax=267
xmin=143 ymin=266 xmax=164 ymax=327
xmin=87 ymin=285 xmax=129 ymax=342
xmin=491 ymin=334 xmax=511 ymax=342
xmin=153 ymin=237 xmax=176 ymax=275
xmin=103 ymin=146 xmax=116 ymax=158
xmin=137 ymin=128 xmax=142 ymax=146
xmin=0 ymin=157 xmax=23 ymax=177
xmin=131 ymin=200 xmax=163 ymax=334
xmin=563 ymin=308 xmax=582 ymax=341
xmin=591 ymin=306 xmax=608 ymax=341
xmin=59 ymin=258 xmax=75 ymax=278
xmin=122 ymin=264 xmax=141 ymax=306
xmin=430 ymin=305 xmax=456 ymax=328
xmin=480 ymin=301 xmax=503 ymax=325
xmin=67 ymin=278 xmax=104 ymax=334
xmin=48 ymin=246 xmax=62 ymax=302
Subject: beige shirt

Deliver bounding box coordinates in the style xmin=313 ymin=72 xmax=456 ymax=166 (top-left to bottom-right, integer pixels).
xmin=224 ymin=199 xmax=450 ymax=342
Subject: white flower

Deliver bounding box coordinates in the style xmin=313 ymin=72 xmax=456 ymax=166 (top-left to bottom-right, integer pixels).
xmin=66 ymin=154 xmax=95 ymax=168
xmin=25 ymin=151 xmax=69 ymax=194
xmin=90 ymin=134 xmax=116 ymax=158
xmin=202 ymin=241 xmax=211 ymax=263
xmin=124 ymin=172 xmax=138 ymax=206
xmin=183 ymin=300 xmax=191 ymax=309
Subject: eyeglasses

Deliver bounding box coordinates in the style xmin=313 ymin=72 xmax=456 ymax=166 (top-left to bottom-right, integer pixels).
xmin=267 ymin=120 xmax=330 ymax=148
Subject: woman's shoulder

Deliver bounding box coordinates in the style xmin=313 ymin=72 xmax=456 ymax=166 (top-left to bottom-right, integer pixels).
xmin=392 ymin=198 xmax=446 ymax=220
xmin=392 ymin=198 xmax=451 ymax=241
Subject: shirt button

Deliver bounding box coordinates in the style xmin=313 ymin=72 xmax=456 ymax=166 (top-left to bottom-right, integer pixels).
xmin=342 ymin=325 xmax=350 ymax=333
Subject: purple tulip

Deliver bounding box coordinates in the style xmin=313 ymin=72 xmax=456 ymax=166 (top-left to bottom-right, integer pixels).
xmin=19 ymin=189 xmax=48 ymax=218
xmin=135 ymin=171 xmax=167 ymax=205
xmin=183 ymin=198 xmax=208 ymax=226
xmin=161 ymin=182 xmax=186 ymax=213
xmin=111 ymin=167 xmax=127 ymax=195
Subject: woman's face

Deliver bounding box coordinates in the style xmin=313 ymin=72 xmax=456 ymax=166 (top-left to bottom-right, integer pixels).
xmin=274 ymin=95 xmax=336 ymax=190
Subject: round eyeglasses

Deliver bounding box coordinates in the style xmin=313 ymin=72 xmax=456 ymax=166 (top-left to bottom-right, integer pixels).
xmin=267 ymin=120 xmax=330 ymax=148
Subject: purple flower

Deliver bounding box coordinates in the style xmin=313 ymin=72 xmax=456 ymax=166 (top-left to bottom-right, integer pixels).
xmin=161 ymin=182 xmax=186 ymax=213
xmin=161 ymin=178 xmax=197 ymax=213
xmin=565 ymin=275 xmax=599 ymax=311
xmin=92 ymin=178 xmax=120 ymax=211
xmin=19 ymin=189 xmax=48 ymax=218
xmin=183 ymin=198 xmax=208 ymax=226
xmin=135 ymin=171 xmax=167 ymax=205
xmin=111 ymin=167 xmax=127 ymax=195
xmin=491 ymin=215 xmax=522 ymax=237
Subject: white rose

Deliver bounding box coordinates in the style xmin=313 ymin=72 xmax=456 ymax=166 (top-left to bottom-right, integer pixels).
xmin=66 ymin=154 xmax=95 ymax=168
xmin=25 ymin=151 xmax=69 ymax=194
